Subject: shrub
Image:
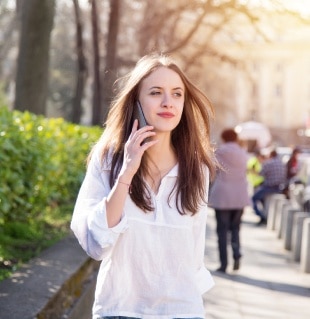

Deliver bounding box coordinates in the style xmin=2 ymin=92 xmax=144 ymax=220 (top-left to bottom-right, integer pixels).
xmin=0 ymin=106 xmax=102 ymax=279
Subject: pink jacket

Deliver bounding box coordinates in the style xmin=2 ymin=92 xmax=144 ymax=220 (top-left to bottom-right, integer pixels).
xmin=209 ymin=142 xmax=251 ymax=209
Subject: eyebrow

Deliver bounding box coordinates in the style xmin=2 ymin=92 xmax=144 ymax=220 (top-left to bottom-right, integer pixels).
xmin=149 ymin=86 xmax=184 ymax=91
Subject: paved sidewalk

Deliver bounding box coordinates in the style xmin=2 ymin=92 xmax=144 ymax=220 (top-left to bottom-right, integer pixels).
xmin=203 ymin=207 xmax=310 ymax=319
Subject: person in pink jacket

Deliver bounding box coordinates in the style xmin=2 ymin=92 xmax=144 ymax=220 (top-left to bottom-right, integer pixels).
xmin=209 ymin=128 xmax=250 ymax=273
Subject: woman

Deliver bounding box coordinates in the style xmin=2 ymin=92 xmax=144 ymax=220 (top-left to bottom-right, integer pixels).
xmin=209 ymin=129 xmax=250 ymax=273
xmin=71 ymin=53 xmax=216 ymax=319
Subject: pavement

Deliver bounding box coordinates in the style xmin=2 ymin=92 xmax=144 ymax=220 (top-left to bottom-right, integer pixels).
xmin=1 ymin=206 xmax=309 ymax=319
xmin=203 ymin=207 xmax=310 ymax=319
xmin=0 ymin=235 xmax=94 ymax=319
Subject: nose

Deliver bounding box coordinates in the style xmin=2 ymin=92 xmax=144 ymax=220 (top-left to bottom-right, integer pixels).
xmin=161 ymin=94 xmax=172 ymax=108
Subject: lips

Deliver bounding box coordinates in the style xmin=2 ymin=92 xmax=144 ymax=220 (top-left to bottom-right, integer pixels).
xmin=157 ymin=112 xmax=174 ymax=118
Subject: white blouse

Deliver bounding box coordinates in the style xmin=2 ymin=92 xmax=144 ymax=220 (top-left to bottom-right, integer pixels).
xmin=71 ymin=146 xmax=214 ymax=319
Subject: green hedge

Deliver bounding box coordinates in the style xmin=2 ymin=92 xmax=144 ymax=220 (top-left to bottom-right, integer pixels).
xmin=0 ymin=106 xmax=102 ymax=279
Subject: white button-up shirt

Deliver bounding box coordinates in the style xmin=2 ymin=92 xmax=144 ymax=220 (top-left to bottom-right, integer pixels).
xmin=71 ymin=146 xmax=214 ymax=319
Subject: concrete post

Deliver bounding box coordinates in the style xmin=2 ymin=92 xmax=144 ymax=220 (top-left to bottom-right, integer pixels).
xmin=275 ymin=200 xmax=290 ymax=239
xmin=289 ymin=184 xmax=305 ymax=207
xmin=300 ymin=218 xmax=310 ymax=273
xmin=282 ymin=207 xmax=301 ymax=250
xmin=267 ymin=194 xmax=286 ymax=231
xmin=264 ymin=194 xmax=275 ymax=218
xmin=291 ymin=212 xmax=310 ymax=262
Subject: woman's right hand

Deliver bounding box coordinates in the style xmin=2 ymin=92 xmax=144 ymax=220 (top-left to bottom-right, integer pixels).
xmin=118 ymin=120 xmax=157 ymax=182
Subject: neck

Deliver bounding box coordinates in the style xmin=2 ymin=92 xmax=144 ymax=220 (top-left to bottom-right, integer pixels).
xmin=147 ymin=133 xmax=174 ymax=161
xmin=146 ymin=133 xmax=176 ymax=168
xmin=144 ymin=133 xmax=177 ymax=193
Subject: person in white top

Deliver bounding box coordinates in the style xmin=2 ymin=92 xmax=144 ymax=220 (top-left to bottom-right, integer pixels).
xmin=71 ymin=53 xmax=216 ymax=319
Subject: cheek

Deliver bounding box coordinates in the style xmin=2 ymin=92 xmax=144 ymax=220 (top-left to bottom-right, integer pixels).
xmin=173 ymin=106 xmax=184 ymax=126
xmin=177 ymin=103 xmax=185 ymax=117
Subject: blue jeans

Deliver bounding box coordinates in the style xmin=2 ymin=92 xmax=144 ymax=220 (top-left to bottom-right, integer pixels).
xmin=215 ymin=209 xmax=243 ymax=270
xmin=252 ymin=185 xmax=281 ymax=219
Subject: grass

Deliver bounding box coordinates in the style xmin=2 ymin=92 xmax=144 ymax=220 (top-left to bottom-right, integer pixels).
xmin=0 ymin=206 xmax=72 ymax=281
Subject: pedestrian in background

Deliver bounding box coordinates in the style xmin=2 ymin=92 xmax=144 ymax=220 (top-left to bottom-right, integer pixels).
xmin=252 ymin=149 xmax=286 ymax=225
xmin=209 ymin=128 xmax=250 ymax=273
xmin=287 ymin=147 xmax=301 ymax=181
xmin=247 ymin=149 xmax=265 ymax=194
xmin=71 ymin=53 xmax=216 ymax=319
xmin=286 ymin=146 xmax=301 ymax=184
xmin=283 ymin=147 xmax=301 ymax=198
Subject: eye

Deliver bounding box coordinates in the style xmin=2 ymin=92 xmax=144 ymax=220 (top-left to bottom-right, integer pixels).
xmin=173 ymin=92 xmax=183 ymax=97
xmin=150 ymin=91 xmax=161 ymax=95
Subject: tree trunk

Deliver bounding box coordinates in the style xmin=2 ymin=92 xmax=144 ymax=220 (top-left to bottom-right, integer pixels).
xmin=90 ymin=0 xmax=102 ymax=126
xmin=101 ymin=0 xmax=120 ymax=125
xmin=72 ymin=0 xmax=87 ymax=124
xmin=15 ymin=0 xmax=22 ymax=13
xmin=14 ymin=0 xmax=55 ymax=115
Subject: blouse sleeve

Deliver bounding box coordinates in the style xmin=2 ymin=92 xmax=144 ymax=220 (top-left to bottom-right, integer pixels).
xmin=70 ymin=147 xmax=128 ymax=261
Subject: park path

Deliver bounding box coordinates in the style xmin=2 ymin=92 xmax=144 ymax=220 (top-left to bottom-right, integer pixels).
xmin=203 ymin=207 xmax=310 ymax=319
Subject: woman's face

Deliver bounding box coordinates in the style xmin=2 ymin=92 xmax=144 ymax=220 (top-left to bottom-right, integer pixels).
xmin=138 ymin=66 xmax=185 ymax=134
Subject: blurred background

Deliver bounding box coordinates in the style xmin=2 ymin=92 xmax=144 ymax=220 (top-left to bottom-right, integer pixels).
xmin=1 ymin=0 xmax=310 ymax=146
xmin=1 ymin=0 xmax=310 ymax=291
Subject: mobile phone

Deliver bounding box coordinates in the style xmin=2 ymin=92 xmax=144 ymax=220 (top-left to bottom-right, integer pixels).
xmin=133 ymin=101 xmax=151 ymax=144
xmin=133 ymin=100 xmax=148 ymax=129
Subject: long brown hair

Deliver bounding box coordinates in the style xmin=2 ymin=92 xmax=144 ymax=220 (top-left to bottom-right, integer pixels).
xmin=90 ymin=53 xmax=216 ymax=215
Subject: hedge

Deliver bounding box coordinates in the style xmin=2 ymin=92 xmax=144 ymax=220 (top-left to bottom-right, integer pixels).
xmin=0 ymin=106 xmax=102 ymax=278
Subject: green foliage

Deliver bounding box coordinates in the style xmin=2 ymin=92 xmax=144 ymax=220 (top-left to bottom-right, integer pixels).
xmin=0 ymin=106 xmax=102 ymax=280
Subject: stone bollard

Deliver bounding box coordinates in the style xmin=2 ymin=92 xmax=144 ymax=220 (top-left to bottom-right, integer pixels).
xmin=267 ymin=194 xmax=286 ymax=231
xmin=289 ymin=183 xmax=305 ymax=207
xmin=275 ymin=199 xmax=290 ymax=239
xmin=302 ymin=185 xmax=310 ymax=210
xmin=300 ymin=218 xmax=310 ymax=273
xmin=264 ymin=194 xmax=275 ymax=218
xmin=282 ymin=207 xmax=301 ymax=250
xmin=291 ymin=212 xmax=310 ymax=262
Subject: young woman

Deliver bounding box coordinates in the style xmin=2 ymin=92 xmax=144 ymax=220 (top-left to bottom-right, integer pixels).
xmin=71 ymin=53 xmax=216 ymax=319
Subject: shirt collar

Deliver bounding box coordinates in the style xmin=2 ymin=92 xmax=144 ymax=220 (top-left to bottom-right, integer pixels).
xmin=166 ymin=163 xmax=179 ymax=177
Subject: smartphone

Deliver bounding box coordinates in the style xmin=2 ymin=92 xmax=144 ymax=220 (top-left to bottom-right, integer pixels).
xmin=133 ymin=100 xmax=148 ymax=129
xmin=133 ymin=101 xmax=151 ymax=144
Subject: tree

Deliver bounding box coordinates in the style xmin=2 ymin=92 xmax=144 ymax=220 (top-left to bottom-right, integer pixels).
xmin=89 ymin=0 xmax=102 ymax=125
xmin=5 ymin=0 xmax=305 ymax=125
xmin=14 ymin=0 xmax=55 ymax=115
xmin=0 ymin=1 xmax=19 ymax=96
xmin=72 ymin=0 xmax=87 ymax=124
xmin=0 ymin=3 xmax=17 ymax=65
xmin=101 ymin=0 xmax=120 ymax=125
xmin=137 ymin=0 xmax=260 ymax=70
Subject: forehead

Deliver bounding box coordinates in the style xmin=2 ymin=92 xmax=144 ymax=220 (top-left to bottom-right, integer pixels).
xmin=141 ymin=66 xmax=184 ymax=89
